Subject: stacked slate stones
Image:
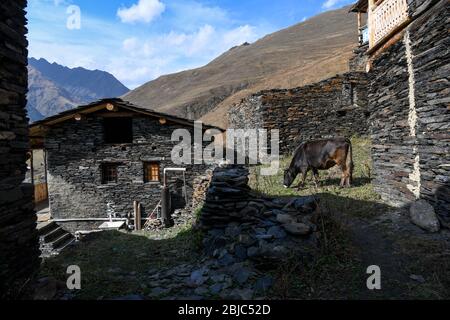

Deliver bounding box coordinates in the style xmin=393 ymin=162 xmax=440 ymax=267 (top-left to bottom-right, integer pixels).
xmin=0 ymin=0 xmax=41 ymax=298
xmin=200 ymin=166 xmax=256 ymax=227
xmin=199 ymin=165 xmax=319 ymax=268
xmin=228 ymin=72 xmax=369 ymax=155
xmin=191 ymin=170 xmax=213 ymax=211
xmin=369 ymin=0 xmax=449 ymax=226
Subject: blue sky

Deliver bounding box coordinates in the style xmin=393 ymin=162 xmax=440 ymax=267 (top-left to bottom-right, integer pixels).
xmin=27 ymin=0 xmax=355 ymax=89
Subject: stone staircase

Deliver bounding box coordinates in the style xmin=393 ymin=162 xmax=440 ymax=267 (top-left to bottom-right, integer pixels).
xmin=37 ymin=221 xmax=75 ymax=257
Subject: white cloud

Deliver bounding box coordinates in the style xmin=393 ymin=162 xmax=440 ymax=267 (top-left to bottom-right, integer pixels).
xmin=28 ymin=0 xmax=270 ymax=89
xmin=117 ymin=0 xmax=165 ymax=24
xmin=114 ymin=24 xmax=261 ymax=87
xmin=222 ymin=25 xmax=256 ymax=48
xmin=322 ymin=0 xmax=340 ymax=9
xmin=125 ymin=24 xmax=259 ymax=59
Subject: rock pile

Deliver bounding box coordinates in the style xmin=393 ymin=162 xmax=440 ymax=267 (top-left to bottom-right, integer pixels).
xmin=192 ymin=165 xmax=320 ymax=297
xmin=199 ymin=166 xmax=255 ymax=227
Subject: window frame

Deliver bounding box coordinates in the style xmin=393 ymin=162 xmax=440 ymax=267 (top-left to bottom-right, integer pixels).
xmin=101 ymin=163 xmax=119 ymax=185
xmin=143 ymin=162 xmax=161 ymax=183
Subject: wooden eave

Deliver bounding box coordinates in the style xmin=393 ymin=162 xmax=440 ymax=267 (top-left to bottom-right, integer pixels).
xmin=349 ymin=0 xmax=368 ymax=13
xmin=29 ymin=98 xmax=224 ymax=139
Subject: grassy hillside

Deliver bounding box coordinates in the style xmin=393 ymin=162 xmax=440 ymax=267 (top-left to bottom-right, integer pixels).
xmin=124 ymin=6 xmax=358 ymax=128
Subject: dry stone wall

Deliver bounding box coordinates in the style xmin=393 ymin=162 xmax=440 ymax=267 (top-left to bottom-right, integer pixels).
xmin=369 ymin=0 xmax=449 ymax=225
xmin=349 ymin=44 xmax=369 ymax=72
xmin=0 ymin=0 xmax=41 ymax=298
xmin=199 ymin=165 xmax=319 ymax=269
xmin=229 ymin=72 xmax=369 ymax=155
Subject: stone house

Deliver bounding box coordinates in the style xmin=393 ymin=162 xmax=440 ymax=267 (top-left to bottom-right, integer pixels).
xmin=350 ymin=0 xmax=449 ymax=225
xmin=29 ymin=98 xmax=223 ymax=232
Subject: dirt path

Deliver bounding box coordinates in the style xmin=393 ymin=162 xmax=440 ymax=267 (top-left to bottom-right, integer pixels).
xmin=338 ymin=209 xmax=450 ymax=299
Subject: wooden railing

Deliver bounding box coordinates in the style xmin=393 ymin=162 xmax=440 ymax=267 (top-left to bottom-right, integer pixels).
xmin=369 ymin=0 xmax=409 ymax=48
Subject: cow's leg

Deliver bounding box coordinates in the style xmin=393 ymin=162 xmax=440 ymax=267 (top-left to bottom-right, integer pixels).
xmin=312 ymin=168 xmax=320 ymax=188
xmin=344 ymin=166 xmax=352 ymax=187
xmin=339 ymin=164 xmax=351 ymax=188
xmin=339 ymin=164 xmax=347 ymax=188
xmin=295 ymin=170 xmax=308 ymax=190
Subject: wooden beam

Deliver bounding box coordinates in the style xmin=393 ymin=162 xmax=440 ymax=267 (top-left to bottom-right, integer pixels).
xmin=97 ymin=112 xmax=134 ymax=118
xmin=35 ymin=104 xmax=110 ymax=127
xmin=30 ymin=150 xmax=35 ymax=188
xmin=29 ymin=125 xmax=49 ymax=137
xmin=74 ymin=113 xmax=84 ymax=121
xmin=106 ymin=103 xmax=119 ymax=112
xmin=358 ymin=12 xmax=362 ymax=30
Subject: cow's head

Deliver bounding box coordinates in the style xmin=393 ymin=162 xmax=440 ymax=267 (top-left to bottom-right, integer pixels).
xmin=283 ymin=168 xmax=296 ymax=188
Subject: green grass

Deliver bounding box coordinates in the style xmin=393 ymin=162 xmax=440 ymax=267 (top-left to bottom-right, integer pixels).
xmin=39 ymin=223 xmax=203 ymax=300
xmin=394 ymin=236 xmax=450 ymax=299
xmin=271 ymin=211 xmax=365 ymax=299
xmin=250 ymin=137 xmax=385 ymax=219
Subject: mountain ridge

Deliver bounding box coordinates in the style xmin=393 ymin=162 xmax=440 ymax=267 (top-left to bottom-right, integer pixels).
xmin=27 ymin=58 xmax=130 ymax=122
xmin=124 ymin=5 xmax=358 ymax=128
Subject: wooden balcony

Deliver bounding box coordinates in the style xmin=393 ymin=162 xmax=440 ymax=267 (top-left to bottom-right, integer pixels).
xmin=368 ymin=0 xmax=410 ymax=50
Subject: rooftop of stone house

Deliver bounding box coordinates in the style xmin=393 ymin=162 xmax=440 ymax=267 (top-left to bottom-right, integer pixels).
xmin=29 ymin=98 xmax=224 ymax=143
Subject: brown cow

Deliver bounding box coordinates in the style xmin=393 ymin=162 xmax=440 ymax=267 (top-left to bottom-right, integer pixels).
xmin=283 ymin=138 xmax=353 ymax=189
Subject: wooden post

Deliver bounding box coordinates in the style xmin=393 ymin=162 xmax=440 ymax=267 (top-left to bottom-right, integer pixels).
xmin=30 ymin=150 xmax=35 ymax=187
xmin=368 ymin=0 xmax=375 ymax=49
xmin=134 ymin=201 xmax=142 ymax=231
xmin=357 ymin=12 xmax=362 ymax=45
xmin=357 ymin=12 xmax=362 ymax=30
xmin=43 ymin=149 xmax=49 ymax=202
xmin=161 ymin=186 xmax=171 ymax=228
xmin=137 ymin=203 xmax=142 ymax=231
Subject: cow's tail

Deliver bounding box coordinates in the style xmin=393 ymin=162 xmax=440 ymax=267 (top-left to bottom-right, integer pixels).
xmin=346 ymin=140 xmax=354 ymax=184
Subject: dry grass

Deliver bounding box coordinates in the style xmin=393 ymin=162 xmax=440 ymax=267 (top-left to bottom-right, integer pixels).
xmin=271 ymin=206 xmax=365 ymax=300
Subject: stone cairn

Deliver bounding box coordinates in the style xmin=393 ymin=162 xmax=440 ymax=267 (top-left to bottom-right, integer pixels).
xmin=199 ymin=165 xmax=319 ymax=271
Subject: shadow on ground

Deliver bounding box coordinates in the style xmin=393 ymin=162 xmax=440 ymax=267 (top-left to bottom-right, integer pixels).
xmin=38 ymin=226 xmax=203 ymax=300
xmin=268 ymin=190 xmax=450 ymax=300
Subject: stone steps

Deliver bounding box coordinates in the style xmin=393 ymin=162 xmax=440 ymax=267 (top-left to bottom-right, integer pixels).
xmin=38 ymin=221 xmax=75 ymax=257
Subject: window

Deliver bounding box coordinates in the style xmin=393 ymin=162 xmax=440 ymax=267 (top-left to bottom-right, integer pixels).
xmin=102 ymin=164 xmax=118 ymax=184
xmin=337 ymin=110 xmax=347 ymax=117
xmin=103 ymin=117 xmax=132 ymax=144
xmin=144 ymin=162 xmax=160 ymax=183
